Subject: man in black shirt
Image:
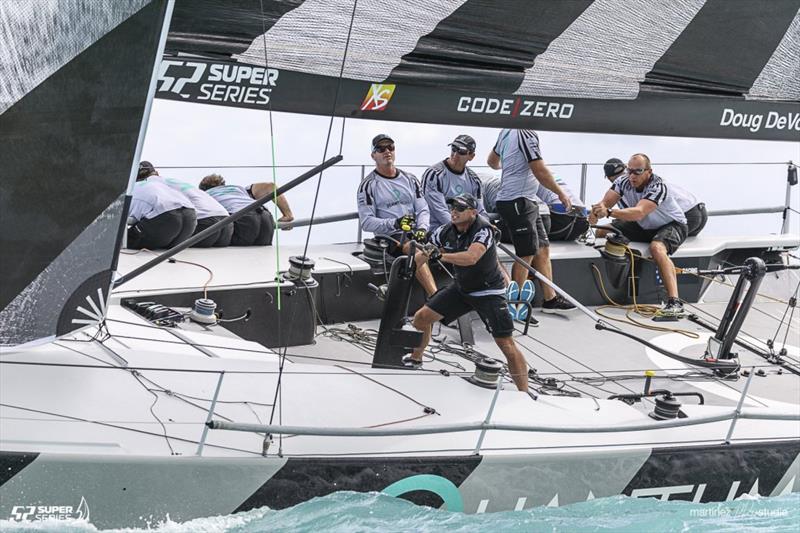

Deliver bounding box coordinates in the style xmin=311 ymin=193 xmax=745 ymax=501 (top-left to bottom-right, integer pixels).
xmin=407 ymin=193 xmax=529 ymax=392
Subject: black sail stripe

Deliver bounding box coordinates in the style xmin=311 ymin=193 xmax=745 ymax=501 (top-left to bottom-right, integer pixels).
xmin=641 ymin=0 xmax=800 ymax=97
xmin=166 ymin=0 xmax=307 ymax=57
xmin=0 ymin=452 xmax=39 ymax=487
xmin=386 ymin=0 xmax=593 ymax=93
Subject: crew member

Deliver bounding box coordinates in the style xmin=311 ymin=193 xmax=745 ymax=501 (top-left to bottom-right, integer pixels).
xmin=590 ymin=153 xmax=689 ymax=316
xmin=487 ymin=129 xmax=576 ymax=314
xmin=138 ymin=162 xmax=232 ymax=247
xmin=356 ymin=134 xmax=437 ymax=297
xmin=128 ymin=164 xmax=196 ymax=249
xmin=535 ymin=176 xmax=589 ymax=241
xmin=603 ymin=157 xmax=707 ymax=237
xmin=422 ymin=134 xmax=486 ymax=230
xmin=199 ymin=174 xmax=294 ymax=246
xmin=407 ymin=193 xmax=530 ymax=392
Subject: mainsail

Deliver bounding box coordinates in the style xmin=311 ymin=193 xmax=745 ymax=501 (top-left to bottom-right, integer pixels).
xmin=156 ymin=0 xmax=800 ymax=140
xmin=0 ymin=0 xmax=171 ymax=346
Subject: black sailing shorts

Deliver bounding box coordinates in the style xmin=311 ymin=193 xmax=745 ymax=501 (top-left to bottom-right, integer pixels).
xmin=611 ymin=220 xmax=689 ymax=255
xmin=427 ymin=284 xmax=514 ymax=338
xmin=495 ymin=197 xmax=549 ymax=257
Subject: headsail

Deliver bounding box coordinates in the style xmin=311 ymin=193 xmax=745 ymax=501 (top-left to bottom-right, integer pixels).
xmin=0 ymin=0 xmax=171 ymax=346
xmin=156 ymin=0 xmax=800 ymax=141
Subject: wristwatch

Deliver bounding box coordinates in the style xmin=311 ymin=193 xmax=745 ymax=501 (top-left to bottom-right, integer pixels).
xmin=607 ymin=207 xmax=614 ymax=218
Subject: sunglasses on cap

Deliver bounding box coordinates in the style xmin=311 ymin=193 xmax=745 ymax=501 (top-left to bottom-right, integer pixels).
xmin=627 ymin=167 xmax=649 ymax=175
xmin=373 ymin=144 xmax=395 ymax=153
xmin=451 ymin=146 xmax=471 ymax=156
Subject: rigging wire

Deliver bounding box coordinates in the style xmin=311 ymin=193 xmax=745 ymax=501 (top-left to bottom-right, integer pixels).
xmin=256 ymin=0 xmax=360 ymax=457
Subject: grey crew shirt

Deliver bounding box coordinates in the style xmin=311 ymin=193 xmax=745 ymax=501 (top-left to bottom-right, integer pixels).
xmin=357 ymin=168 xmax=430 ymax=237
xmin=668 ymin=182 xmax=701 ymax=212
xmin=206 ymin=184 xmax=257 ymax=214
xmin=492 ymin=128 xmax=543 ymax=202
xmin=422 ymin=159 xmax=486 ymax=229
xmin=611 ymin=174 xmax=687 ymax=230
xmin=481 ymin=175 xmax=501 ymax=213
xmin=129 ymin=179 xmax=194 ymax=223
xmin=536 ymin=177 xmax=585 ymax=208
xmin=149 ymin=176 xmax=228 ymax=219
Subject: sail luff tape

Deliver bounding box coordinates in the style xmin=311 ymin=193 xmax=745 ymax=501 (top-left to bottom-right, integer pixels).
xmin=191 ymin=298 xmax=217 ymax=324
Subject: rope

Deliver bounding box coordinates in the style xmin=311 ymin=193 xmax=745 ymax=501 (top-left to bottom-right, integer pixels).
xmin=590 ymin=251 xmax=700 ymax=338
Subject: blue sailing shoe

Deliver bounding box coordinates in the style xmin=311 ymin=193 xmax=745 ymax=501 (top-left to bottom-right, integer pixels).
xmin=506 ymin=281 xmax=520 ymax=320
xmin=517 ymin=279 xmax=535 ymax=321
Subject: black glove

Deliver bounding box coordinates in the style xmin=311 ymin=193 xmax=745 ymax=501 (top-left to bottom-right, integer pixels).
xmin=424 ymin=243 xmax=442 ymax=263
xmin=394 ymin=214 xmax=415 ymax=231
xmin=412 ymin=229 xmax=428 ymax=243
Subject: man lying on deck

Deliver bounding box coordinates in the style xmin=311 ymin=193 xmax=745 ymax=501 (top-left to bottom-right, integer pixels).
xmin=198 ymin=174 xmax=294 ymax=246
xmin=128 ymin=164 xmax=196 ymax=250
xmin=138 ymin=161 xmax=232 ymax=247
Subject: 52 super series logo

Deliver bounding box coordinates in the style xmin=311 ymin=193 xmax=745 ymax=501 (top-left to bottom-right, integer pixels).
xmin=9 ymin=496 xmax=90 ymax=522
xmin=157 ymin=60 xmax=279 ymax=105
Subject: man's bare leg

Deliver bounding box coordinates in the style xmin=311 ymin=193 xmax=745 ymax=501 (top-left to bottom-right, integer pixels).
xmin=531 ymin=246 xmax=556 ymax=301
xmin=411 ymin=305 xmax=443 ymax=361
xmin=650 ymin=241 xmax=679 ymax=299
xmin=511 ymin=256 xmax=533 ymax=288
xmin=494 ymin=336 xmax=528 ymax=392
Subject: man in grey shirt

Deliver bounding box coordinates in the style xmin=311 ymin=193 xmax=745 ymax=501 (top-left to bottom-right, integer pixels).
xmin=487 ymin=129 xmax=576 ymax=314
xmin=422 ymin=134 xmax=486 ymax=230
xmin=590 ymin=153 xmax=689 ymax=316
xmin=357 ymin=134 xmax=437 ymax=298
xmin=603 ymin=157 xmax=707 ymax=237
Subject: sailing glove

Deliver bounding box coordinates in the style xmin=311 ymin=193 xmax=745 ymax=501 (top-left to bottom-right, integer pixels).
xmin=394 ymin=214 xmax=415 ymax=231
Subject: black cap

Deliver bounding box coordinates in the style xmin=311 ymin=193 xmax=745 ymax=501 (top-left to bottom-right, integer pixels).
xmin=446 ymin=193 xmax=478 ymax=210
xmin=371 ymin=134 xmax=394 ymax=152
xmin=603 ymin=158 xmax=625 ymax=177
xmin=449 ymin=134 xmax=476 ymax=153
xmin=138 ymin=160 xmax=156 ymax=180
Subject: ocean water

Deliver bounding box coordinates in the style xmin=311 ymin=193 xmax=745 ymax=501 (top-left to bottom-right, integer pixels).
xmin=1 ymin=492 xmax=798 ymax=533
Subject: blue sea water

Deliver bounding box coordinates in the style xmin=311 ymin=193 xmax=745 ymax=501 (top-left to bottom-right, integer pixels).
xmin=2 ymin=492 xmax=798 ymax=533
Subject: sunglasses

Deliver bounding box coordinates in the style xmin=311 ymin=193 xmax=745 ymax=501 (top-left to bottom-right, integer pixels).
xmin=449 ymin=204 xmax=470 ymax=212
xmin=627 ymin=167 xmax=649 ymax=175
xmin=451 ymin=146 xmax=471 ymax=156
xmin=373 ymin=144 xmax=395 ymax=153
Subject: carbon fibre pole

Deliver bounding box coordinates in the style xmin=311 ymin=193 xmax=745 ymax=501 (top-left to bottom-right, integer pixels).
xmin=114 ymin=155 xmax=343 ymax=288
xmin=496 ymin=241 xmax=601 ymax=323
